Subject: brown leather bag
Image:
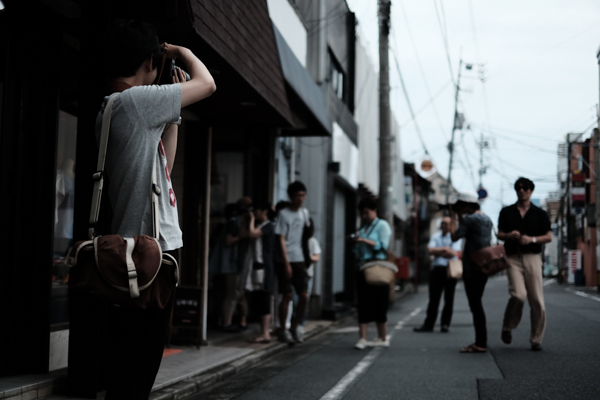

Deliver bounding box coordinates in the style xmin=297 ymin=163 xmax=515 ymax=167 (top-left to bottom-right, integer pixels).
xmin=469 ymin=244 xmax=509 ymax=275
xmin=65 ymin=94 xmax=178 ymax=309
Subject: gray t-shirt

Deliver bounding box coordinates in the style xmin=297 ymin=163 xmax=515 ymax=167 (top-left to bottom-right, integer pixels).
xmin=95 ymin=84 xmax=183 ymax=251
xmin=274 ymin=207 xmax=309 ymax=263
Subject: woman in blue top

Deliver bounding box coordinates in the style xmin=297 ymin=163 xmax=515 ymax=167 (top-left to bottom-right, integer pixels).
xmin=352 ymin=198 xmax=392 ymax=349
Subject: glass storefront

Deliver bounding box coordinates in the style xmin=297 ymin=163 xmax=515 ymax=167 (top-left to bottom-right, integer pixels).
xmin=51 ymin=110 xmax=78 ymax=327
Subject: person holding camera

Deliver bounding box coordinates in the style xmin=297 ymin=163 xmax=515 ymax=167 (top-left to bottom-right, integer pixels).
xmin=498 ymin=177 xmax=552 ymax=351
xmin=449 ymin=192 xmax=493 ymax=353
xmin=221 ymin=197 xmax=253 ymax=332
xmin=241 ymin=202 xmax=276 ymax=343
xmin=99 ymin=20 xmax=215 ymax=399
xmin=352 ymin=198 xmax=392 ymax=350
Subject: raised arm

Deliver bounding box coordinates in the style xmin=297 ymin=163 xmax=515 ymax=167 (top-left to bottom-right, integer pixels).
xmin=163 ymin=43 xmax=216 ymax=107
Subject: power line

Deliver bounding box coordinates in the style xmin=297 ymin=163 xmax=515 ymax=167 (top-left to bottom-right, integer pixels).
xmin=485 ymin=21 xmax=600 ymax=81
xmin=390 ymin=47 xmax=430 ymax=155
xmin=396 ymin=0 xmax=448 ymax=140
xmin=432 ymin=0 xmax=455 ymax=85
xmin=399 ymin=80 xmax=453 ymax=127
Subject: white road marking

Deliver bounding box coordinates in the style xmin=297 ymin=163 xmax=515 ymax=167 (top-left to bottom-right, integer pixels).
xmin=565 ymin=287 xmax=600 ymax=302
xmin=332 ymin=327 xmax=360 ymax=333
xmin=543 ymin=278 xmax=556 ymax=287
xmin=319 ymin=307 xmax=422 ymax=400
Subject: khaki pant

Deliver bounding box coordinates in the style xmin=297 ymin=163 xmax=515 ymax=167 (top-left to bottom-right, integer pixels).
xmin=503 ymin=254 xmax=546 ymax=345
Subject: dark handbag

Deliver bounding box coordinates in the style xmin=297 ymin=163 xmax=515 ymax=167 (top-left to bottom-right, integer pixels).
xmin=469 ymin=244 xmax=509 ymax=275
xmin=65 ymin=94 xmax=179 ymax=309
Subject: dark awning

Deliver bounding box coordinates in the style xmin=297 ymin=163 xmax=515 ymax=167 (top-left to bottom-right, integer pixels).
xmin=273 ymin=23 xmax=332 ymax=136
xmin=185 ymin=0 xmax=294 ymax=127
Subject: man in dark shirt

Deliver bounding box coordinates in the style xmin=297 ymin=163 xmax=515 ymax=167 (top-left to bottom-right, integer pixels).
xmin=497 ymin=177 xmax=552 ymax=351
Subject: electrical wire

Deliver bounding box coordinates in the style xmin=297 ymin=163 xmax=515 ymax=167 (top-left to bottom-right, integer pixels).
xmin=399 ymin=80 xmax=453 ymax=127
xmin=395 ymin=0 xmax=448 ymax=140
xmin=485 ymin=21 xmax=600 ymax=81
xmin=432 ymin=0 xmax=455 ymax=85
xmin=390 ymin=47 xmax=430 ymax=155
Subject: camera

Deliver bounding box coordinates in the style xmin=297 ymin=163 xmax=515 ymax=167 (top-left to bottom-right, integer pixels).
xmin=169 ymin=59 xmax=191 ymax=81
xmin=157 ymin=59 xmax=190 ymax=85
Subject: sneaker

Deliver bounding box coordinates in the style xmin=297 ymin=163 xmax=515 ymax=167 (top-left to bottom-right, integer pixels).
xmin=291 ymin=326 xmax=304 ymax=343
xmin=279 ymin=330 xmax=294 ymax=345
xmin=531 ymin=343 xmax=543 ymax=351
xmin=441 ymin=325 xmax=449 ymax=333
xmin=501 ymin=330 xmax=512 ymax=344
xmin=355 ymin=338 xmax=368 ymax=349
xmin=370 ymin=337 xmax=390 ymax=347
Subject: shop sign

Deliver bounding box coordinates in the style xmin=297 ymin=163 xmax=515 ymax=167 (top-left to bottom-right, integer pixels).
xmin=567 ymin=250 xmax=581 ymax=284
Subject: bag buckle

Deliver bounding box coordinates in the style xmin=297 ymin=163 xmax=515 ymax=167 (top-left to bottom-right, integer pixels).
xmin=92 ymin=171 xmax=103 ymax=181
xmin=153 ymin=183 xmax=161 ymax=195
xmin=128 ymin=271 xmax=138 ymax=279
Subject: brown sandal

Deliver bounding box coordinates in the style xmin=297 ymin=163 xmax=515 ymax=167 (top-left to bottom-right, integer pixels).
xmin=460 ymin=344 xmax=487 ymax=353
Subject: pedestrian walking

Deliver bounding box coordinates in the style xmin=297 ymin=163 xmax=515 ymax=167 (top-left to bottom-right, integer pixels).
xmin=274 ymin=181 xmax=311 ymax=344
xmin=352 ymin=198 xmax=393 ymax=349
xmin=497 ymin=177 xmax=552 ymax=351
xmin=449 ymin=192 xmax=493 ymax=353
xmin=414 ymin=217 xmax=462 ymax=333
xmin=99 ymin=19 xmax=215 ymax=399
xmin=242 ymin=202 xmax=276 ymax=344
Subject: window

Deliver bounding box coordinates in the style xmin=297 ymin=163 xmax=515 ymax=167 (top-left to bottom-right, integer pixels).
xmin=328 ymin=50 xmax=345 ymax=102
xmin=51 ymin=110 xmax=77 ymax=327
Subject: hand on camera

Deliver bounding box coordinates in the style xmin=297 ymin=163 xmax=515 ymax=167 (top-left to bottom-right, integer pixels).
xmin=172 ymin=66 xmax=187 ymax=84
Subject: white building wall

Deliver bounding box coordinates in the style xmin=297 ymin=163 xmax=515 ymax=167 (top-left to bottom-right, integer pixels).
xmin=267 ymin=0 xmax=307 ymax=67
xmin=295 ymin=136 xmax=329 ymax=296
xmin=332 ymin=122 xmax=358 ymax=188
xmin=355 ymin=35 xmax=380 ymax=194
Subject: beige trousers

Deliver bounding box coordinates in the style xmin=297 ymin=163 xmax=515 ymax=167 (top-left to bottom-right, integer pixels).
xmin=503 ymin=254 xmax=546 ymax=344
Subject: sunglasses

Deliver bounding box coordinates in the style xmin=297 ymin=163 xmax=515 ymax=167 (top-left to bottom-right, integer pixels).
xmin=516 ymin=186 xmax=532 ymax=192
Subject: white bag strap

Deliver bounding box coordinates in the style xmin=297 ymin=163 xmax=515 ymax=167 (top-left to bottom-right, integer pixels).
xmin=89 ymin=94 xmax=161 ymax=241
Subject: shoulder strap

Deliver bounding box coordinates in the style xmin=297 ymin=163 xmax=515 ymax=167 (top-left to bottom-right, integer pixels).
xmin=89 ymin=94 xmax=161 ymax=240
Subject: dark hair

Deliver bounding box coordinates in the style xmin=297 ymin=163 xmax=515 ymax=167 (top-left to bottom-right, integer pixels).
xmin=275 ymin=201 xmax=290 ymax=213
xmin=254 ymin=201 xmax=275 ymax=221
xmin=287 ymin=181 xmax=307 ymax=199
xmin=358 ymin=197 xmax=378 ymax=212
xmin=103 ymin=19 xmax=162 ymax=80
xmin=514 ymin=177 xmax=535 ymax=192
xmin=224 ymin=203 xmax=239 ymax=219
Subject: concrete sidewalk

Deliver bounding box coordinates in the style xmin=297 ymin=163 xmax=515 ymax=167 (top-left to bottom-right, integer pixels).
xmin=1 ymin=288 xmax=413 ymax=400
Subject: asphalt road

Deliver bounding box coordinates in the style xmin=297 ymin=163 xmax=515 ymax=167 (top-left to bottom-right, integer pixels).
xmin=186 ymin=276 xmax=600 ymax=399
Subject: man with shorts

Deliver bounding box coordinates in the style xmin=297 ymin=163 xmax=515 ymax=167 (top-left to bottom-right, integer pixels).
xmin=275 ymin=181 xmax=310 ymax=344
xmin=99 ymin=20 xmax=215 ymax=398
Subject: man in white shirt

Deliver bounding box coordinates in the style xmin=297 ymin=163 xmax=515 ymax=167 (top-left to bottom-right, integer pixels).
xmin=414 ymin=217 xmax=462 ymax=333
xmin=275 ymin=181 xmax=310 ymax=344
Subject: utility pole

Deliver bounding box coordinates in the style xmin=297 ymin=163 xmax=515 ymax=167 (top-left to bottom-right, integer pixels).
xmin=446 ymin=58 xmax=463 ymax=203
xmin=478 ymin=132 xmax=488 ymax=188
xmin=378 ymin=0 xmax=393 ymax=224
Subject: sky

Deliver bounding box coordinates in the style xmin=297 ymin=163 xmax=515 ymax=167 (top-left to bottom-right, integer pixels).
xmin=346 ymin=0 xmax=600 ymax=222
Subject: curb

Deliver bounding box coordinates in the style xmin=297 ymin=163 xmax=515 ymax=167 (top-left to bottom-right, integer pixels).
xmin=148 ymin=322 xmax=331 ymax=400
xmin=148 ymin=289 xmax=411 ymax=400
